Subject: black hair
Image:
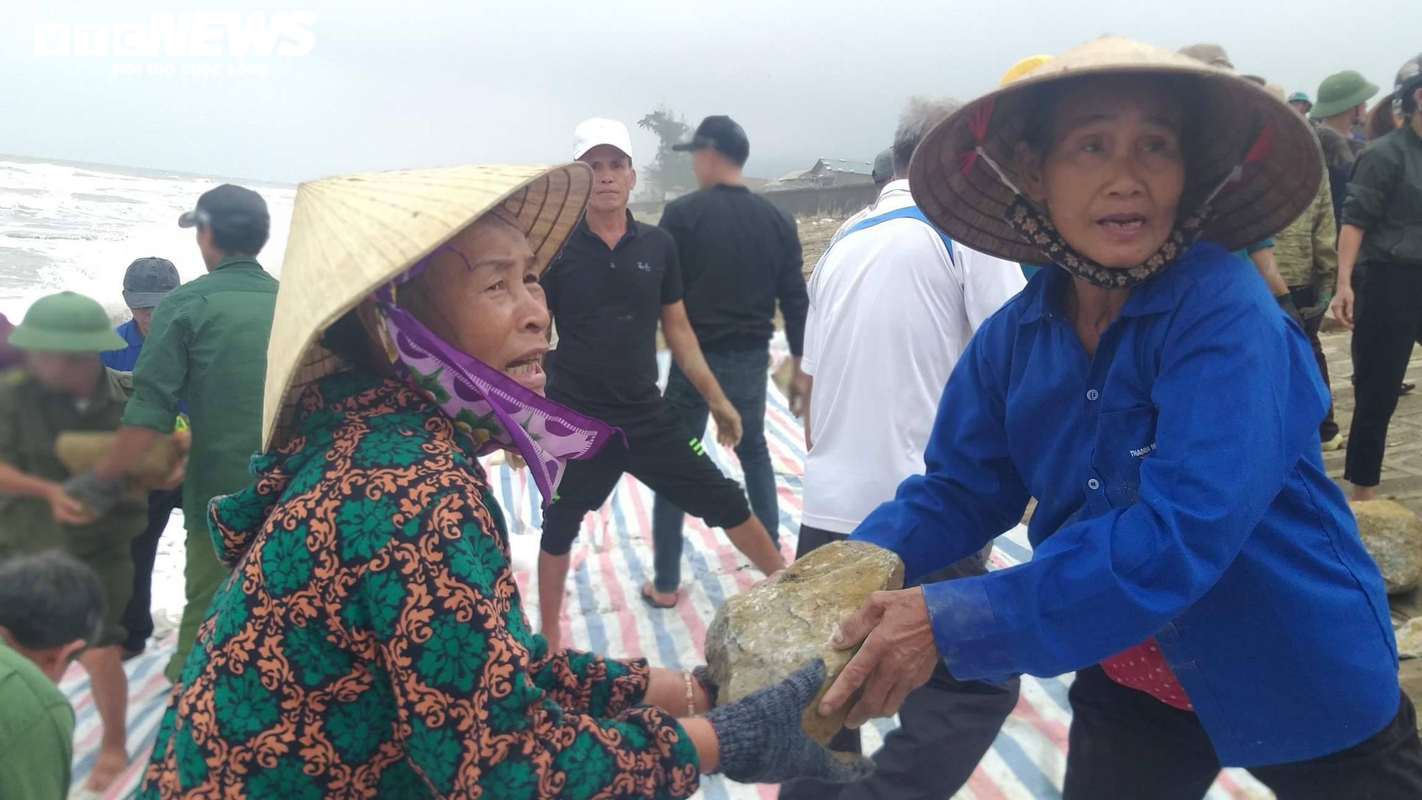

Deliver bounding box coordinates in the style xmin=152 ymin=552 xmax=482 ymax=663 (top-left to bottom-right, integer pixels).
xmin=208 ymin=222 xmax=270 ymax=258
xmin=1404 ymin=85 xmax=1420 ymax=118
xmin=320 ymin=305 xmax=391 ymax=376
xmin=0 ymin=550 xmax=104 ymax=649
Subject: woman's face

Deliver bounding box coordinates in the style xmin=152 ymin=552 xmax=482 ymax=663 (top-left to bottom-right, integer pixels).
xmin=1019 ymin=77 xmax=1187 ymax=268
xmin=401 ymin=216 xmax=551 ymax=394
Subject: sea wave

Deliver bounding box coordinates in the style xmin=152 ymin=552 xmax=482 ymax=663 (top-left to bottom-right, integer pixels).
xmin=0 ymin=156 xmax=294 ymax=321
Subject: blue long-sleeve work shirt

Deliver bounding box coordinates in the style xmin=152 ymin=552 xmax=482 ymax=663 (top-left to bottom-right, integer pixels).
xmin=101 ymin=319 xmax=186 ymax=415
xmin=852 ymin=242 xmax=1399 ymax=767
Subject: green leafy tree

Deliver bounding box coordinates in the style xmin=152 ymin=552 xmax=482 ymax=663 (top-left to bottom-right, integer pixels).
xmin=637 ymin=105 xmax=697 ymax=200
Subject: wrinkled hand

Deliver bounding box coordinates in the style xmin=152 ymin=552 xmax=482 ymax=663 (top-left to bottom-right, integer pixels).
xmin=1330 ymin=287 xmax=1355 ymax=329
xmin=819 ymin=588 xmax=940 ymax=729
xmin=707 ymin=659 xmax=874 ymax=785
xmin=788 ymin=366 xmax=812 ymax=418
xmin=46 ymin=483 xmax=95 ymax=526
xmin=710 ymin=399 xmax=743 ymax=448
xmin=62 ymin=470 xmax=126 ymax=519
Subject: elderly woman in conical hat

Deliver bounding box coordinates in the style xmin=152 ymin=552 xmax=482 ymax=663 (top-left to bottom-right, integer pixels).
xmin=819 ymin=36 xmax=1422 ymax=796
xmin=138 ymin=165 xmax=869 ymax=799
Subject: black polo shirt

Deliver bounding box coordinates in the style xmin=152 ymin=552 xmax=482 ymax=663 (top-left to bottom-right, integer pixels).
xmin=543 ymin=212 xmax=682 ymax=424
xmin=658 ymin=183 xmax=808 ymax=355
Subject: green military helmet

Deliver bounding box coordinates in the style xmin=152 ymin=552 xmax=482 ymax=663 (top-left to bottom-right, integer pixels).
xmin=8 ymin=291 xmax=126 ymax=353
xmin=1311 ymin=70 xmax=1380 ymax=119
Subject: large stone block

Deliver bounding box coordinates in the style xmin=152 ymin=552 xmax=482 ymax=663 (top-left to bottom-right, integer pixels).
xmin=1396 ymin=617 xmax=1422 ymax=661
xmin=1351 ymin=499 xmax=1422 ymax=595
xmin=705 ymin=540 xmax=904 ymax=744
xmin=56 ymin=431 xmax=180 ymax=487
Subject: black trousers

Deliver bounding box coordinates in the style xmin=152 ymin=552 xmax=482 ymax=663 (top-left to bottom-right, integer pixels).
xmin=779 ymin=525 xmax=1018 ymax=800
xmin=540 ymin=404 xmax=751 ymax=556
xmin=1346 ymin=264 xmax=1422 ymax=486
xmin=1064 ymin=665 xmax=1422 ymax=799
xmin=1289 ymin=284 xmax=1340 ymax=442
xmin=121 ymin=485 xmax=183 ymax=653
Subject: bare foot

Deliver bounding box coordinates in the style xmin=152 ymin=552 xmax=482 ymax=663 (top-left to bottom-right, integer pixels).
xmin=1352 ymin=486 xmax=1376 ymax=502
xmin=87 ymin=745 xmax=128 ymax=791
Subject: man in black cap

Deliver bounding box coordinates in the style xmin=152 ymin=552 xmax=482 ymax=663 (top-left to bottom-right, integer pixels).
xmin=83 ymin=184 xmax=279 ymax=682
xmin=100 ymin=257 xmax=185 ymax=658
xmin=649 ymin=115 xmax=809 ymax=602
xmin=870 ymin=147 xmax=895 ymax=192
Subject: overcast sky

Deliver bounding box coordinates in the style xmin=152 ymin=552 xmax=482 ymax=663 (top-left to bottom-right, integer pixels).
xmin=2 ymin=0 xmax=1415 ymax=185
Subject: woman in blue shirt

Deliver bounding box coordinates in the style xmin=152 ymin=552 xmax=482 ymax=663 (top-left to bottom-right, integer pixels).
xmin=819 ymin=37 xmax=1422 ymax=798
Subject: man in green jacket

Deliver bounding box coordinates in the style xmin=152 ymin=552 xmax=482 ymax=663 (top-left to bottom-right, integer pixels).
xmin=1275 ymin=159 xmax=1341 ymax=450
xmin=1331 ymin=53 xmax=1422 ymax=501
xmin=81 ymin=184 xmax=279 ymax=683
xmin=0 ymin=291 xmax=149 ymax=791
xmin=0 ymin=551 xmax=106 ymax=800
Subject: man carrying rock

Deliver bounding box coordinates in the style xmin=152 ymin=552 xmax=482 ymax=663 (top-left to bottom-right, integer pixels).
xmin=0 ymin=292 xmax=156 ymax=791
xmin=83 ymin=184 xmax=279 ymax=683
xmin=539 ymin=119 xmax=784 ymax=647
xmin=782 ymin=98 xmax=1026 ymax=800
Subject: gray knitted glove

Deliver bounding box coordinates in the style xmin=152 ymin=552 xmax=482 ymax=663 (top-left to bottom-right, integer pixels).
xmin=1276 ymin=292 xmax=1305 ymax=328
xmin=62 ymin=470 xmax=126 ymax=517
xmin=706 ymin=659 xmax=874 ymax=785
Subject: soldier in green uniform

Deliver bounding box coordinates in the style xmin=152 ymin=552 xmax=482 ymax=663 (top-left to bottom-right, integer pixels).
xmin=0 ymin=291 xmax=149 ymax=791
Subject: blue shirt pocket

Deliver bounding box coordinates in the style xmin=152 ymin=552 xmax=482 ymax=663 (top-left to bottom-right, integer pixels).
xmin=1091 ymin=405 xmax=1158 ymax=508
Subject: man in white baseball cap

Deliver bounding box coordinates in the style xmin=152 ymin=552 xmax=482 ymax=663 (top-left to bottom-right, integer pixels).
xmin=572 ymin=117 xmax=635 ymax=161
xmin=535 ymin=119 xmax=783 ymax=649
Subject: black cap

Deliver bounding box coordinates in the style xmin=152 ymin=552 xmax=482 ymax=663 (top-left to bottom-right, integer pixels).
xmin=672 ymin=115 xmax=750 ymax=166
xmin=178 ymin=184 xmax=270 ymax=239
xmin=122 ymin=256 xmax=181 ymax=309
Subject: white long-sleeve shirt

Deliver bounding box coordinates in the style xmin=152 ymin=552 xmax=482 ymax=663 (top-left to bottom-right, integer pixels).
xmin=800 ymin=179 xmax=1026 ymax=534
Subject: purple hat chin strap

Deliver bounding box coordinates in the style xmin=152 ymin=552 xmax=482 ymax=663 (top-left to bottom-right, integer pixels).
xmin=372 ymin=288 xmax=617 ymax=509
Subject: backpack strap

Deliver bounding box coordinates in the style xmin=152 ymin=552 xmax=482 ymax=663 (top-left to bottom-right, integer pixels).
xmin=839 ymin=205 xmax=956 ymax=266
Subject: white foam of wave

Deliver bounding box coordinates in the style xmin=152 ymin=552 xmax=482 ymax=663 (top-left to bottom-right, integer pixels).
xmin=0 ymin=158 xmax=294 ymax=321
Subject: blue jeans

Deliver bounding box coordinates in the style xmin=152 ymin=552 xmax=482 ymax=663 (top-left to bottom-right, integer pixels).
xmin=650 ymin=347 xmax=779 ymax=592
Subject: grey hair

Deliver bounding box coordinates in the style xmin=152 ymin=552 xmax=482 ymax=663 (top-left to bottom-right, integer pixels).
xmin=893 ymin=97 xmax=963 ymax=176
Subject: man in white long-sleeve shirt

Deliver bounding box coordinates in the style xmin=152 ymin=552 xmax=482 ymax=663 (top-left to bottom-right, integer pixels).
xmin=783 ymin=98 xmax=1026 ymax=800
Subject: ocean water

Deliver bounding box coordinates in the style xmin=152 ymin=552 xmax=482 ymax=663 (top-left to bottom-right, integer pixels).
xmin=0 ymin=154 xmax=295 ymax=322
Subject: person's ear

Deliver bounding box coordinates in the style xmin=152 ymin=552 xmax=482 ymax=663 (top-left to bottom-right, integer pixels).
xmin=34 ymin=640 xmax=87 ymax=682
xmin=629 ymin=166 xmax=638 ymax=191
xmin=1016 ymin=142 xmax=1048 ymax=203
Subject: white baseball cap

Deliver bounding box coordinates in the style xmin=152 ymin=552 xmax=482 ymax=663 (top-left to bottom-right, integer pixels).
xmin=573 ymin=118 xmax=633 ymax=162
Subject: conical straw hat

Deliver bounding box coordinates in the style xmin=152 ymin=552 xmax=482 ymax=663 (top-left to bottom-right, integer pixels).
xmin=263 ymin=163 xmax=592 ymax=451
xmin=909 ymin=35 xmax=1322 ymax=266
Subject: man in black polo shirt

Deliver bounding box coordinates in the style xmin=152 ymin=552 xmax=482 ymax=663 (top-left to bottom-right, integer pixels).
xmin=650 ymin=115 xmax=809 ymax=601
xmin=539 ymin=119 xmax=785 ymax=648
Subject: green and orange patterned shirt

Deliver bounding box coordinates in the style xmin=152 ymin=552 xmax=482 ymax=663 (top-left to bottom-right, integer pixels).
xmin=138 ymin=370 xmax=700 ymax=799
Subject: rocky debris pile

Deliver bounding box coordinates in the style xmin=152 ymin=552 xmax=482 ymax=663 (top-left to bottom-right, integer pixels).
xmin=705 ymin=540 xmax=904 ymax=744
xmin=1351 ymin=499 xmax=1422 ymax=595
